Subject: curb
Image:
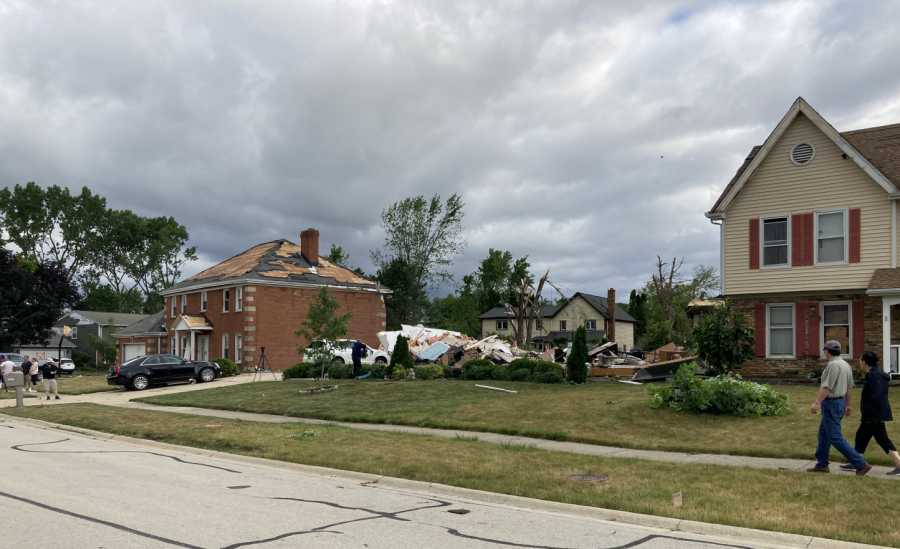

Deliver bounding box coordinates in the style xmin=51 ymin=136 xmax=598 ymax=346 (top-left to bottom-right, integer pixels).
xmin=0 ymin=412 xmax=887 ymax=549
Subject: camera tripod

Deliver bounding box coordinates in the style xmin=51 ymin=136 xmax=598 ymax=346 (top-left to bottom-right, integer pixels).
xmin=251 ymin=346 xmax=278 ymax=381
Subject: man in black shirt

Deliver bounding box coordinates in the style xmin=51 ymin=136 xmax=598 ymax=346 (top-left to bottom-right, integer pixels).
xmin=42 ymin=359 xmax=60 ymax=400
xmin=351 ymin=340 xmax=367 ymax=378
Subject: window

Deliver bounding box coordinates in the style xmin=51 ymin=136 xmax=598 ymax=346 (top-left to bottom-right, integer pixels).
xmin=496 ymin=320 xmax=508 ymax=331
xmin=586 ymin=320 xmax=596 ymax=330
xmin=223 ymin=289 xmax=230 ymax=312
xmin=180 ymin=294 xmax=187 ymax=314
xmin=170 ymin=297 xmax=176 ymax=317
xmin=762 ymin=216 xmax=789 ymax=267
xmin=559 ymin=320 xmax=567 ymax=331
xmin=236 ymin=287 xmax=243 ymax=311
xmin=821 ymin=303 xmax=851 ymax=356
xmin=201 ymin=291 xmax=207 ymax=312
xmin=222 ymin=334 xmax=229 ymax=360
xmin=535 ymin=319 xmax=543 ymax=331
xmin=816 ymin=210 xmax=846 ymax=264
xmin=70 ymin=327 xmax=78 ymax=340
xmin=171 ymin=337 xmax=176 ymax=356
xmin=235 ymin=334 xmax=242 ymax=364
xmin=180 ymin=336 xmax=188 ymax=358
xmin=767 ymin=304 xmax=795 ymax=357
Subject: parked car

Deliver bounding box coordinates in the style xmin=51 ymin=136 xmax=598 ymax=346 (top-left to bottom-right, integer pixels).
xmin=56 ymin=357 xmax=75 ymax=375
xmin=303 ymin=339 xmax=389 ymax=365
xmin=107 ymin=354 xmax=221 ymax=391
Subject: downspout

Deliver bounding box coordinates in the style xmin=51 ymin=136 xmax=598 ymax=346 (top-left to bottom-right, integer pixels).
xmin=706 ymin=213 xmax=725 ymax=296
xmin=893 ymin=199 xmax=897 ymax=269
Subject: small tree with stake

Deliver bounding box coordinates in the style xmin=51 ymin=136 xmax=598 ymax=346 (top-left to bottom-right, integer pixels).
xmin=295 ymin=285 xmax=353 ymax=385
xmin=566 ymin=325 xmax=589 ymax=384
xmin=390 ymin=335 xmax=414 ymax=380
xmin=692 ymin=302 xmax=755 ymax=376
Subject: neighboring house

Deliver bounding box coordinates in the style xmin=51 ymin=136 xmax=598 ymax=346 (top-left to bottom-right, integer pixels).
xmin=157 ymin=229 xmax=390 ymax=371
xmin=113 ymin=310 xmax=167 ymax=363
xmin=4 ymin=333 xmax=75 ymax=362
xmin=686 ymin=299 xmax=723 ymax=327
xmin=55 ymin=310 xmax=150 ymax=365
xmin=706 ymin=97 xmax=900 ymax=377
xmin=478 ymin=290 xmax=636 ymax=350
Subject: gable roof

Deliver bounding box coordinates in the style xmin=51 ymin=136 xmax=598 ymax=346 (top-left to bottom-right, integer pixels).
xmin=61 ymin=310 xmax=150 ymax=327
xmin=478 ymin=306 xmax=562 ymax=320
xmin=160 ymin=240 xmax=388 ymax=295
xmin=708 ymin=97 xmax=899 ymax=215
xmin=572 ymin=293 xmax=637 ymax=323
xmin=113 ymin=310 xmax=167 ymax=338
xmin=14 ymin=332 xmax=76 ymax=349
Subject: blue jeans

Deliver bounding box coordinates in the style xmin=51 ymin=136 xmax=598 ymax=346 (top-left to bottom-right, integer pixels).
xmin=816 ymin=398 xmax=867 ymax=469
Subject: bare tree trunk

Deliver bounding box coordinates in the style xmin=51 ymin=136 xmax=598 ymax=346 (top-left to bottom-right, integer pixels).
xmin=525 ymin=269 xmax=550 ymax=350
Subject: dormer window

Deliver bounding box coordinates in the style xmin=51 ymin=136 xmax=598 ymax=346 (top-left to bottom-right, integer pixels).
xmin=762 ymin=216 xmax=789 ymax=267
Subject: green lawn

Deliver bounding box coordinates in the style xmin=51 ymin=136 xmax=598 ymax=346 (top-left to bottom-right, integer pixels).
xmin=42 ymin=374 xmax=121 ymax=395
xmin=136 ymin=379 xmax=900 ymax=465
xmin=3 ymin=403 xmax=898 ymax=548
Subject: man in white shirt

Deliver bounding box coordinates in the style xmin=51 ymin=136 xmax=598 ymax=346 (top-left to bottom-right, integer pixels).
xmin=0 ymin=355 xmax=16 ymax=392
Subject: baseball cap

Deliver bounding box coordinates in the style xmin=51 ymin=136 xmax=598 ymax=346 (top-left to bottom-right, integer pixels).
xmin=824 ymin=340 xmax=842 ymax=353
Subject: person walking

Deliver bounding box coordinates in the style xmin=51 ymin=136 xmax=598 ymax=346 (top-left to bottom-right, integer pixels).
xmin=28 ymin=357 xmax=40 ymax=393
xmin=837 ymin=351 xmax=900 ymax=476
xmin=42 ymin=358 xmax=60 ymax=400
xmin=351 ymin=339 xmax=367 ymax=378
xmin=808 ymin=340 xmax=872 ymax=475
xmin=0 ymin=354 xmax=14 ymax=392
xmin=21 ymin=355 xmax=35 ymax=393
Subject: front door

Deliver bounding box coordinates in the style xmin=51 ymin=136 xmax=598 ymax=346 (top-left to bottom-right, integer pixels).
xmin=197 ymin=336 xmax=209 ymax=362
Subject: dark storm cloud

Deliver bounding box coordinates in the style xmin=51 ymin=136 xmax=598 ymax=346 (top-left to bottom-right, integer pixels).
xmin=2 ymin=0 xmax=900 ymax=297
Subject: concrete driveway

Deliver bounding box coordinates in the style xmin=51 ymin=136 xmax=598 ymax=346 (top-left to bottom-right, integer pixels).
xmin=0 ymin=417 xmax=791 ymax=549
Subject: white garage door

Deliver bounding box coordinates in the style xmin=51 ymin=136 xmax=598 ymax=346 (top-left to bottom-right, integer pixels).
xmin=122 ymin=344 xmax=146 ymax=362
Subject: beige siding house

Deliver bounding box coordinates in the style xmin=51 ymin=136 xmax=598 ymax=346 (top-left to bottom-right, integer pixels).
xmin=478 ymin=291 xmax=636 ymax=350
xmin=707 ymin=97 xmax=900 ymax=377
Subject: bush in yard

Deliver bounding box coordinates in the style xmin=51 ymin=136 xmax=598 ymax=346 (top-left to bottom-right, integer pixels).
xmin=534 ymin=361 xmax=563 ymax=375
xmin=510 ymin=368 xmax=531 ymax=382
xmin=72 ymin=351 xmax=90 ymax=370
xmin=327 ymin=362 xmax=351 ymax=379
xmin=535 ymin=371 xmax=564 ymax=384
xmin=647 ymin=363 xmax=792 ymax=417
xmin=390 ymin=335 xmax=415 ymax=380
xmin=461 ymin=359 xmax=493 ymax=380
xmin=361 ymin=363 xmax=387 ymax=379
xmin=508 ymin=358 xmax=535 ymax=373
xmin=418 ymin=364 xmax=445 ymax=380
xmin=566 ymin=326 xmax=589 ymax=384
xmin=691 ymin=302 xmax=755 ymax=376
xmin=213 ymin=358 xmax=239 ymax=376
xmin=282 ymin=362 xmax=318 ymax=380
xmin=489 ymin=365 xmax=510 ymax=381
xmin=441 ymin=363 xmax=453 ymax=379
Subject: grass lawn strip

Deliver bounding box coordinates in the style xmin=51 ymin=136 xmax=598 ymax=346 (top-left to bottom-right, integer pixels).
xmin=136 ymin=380 xmax=899 ymax=466
xmin=3 ymin=403 xmax=898 ymax=548
xmin=42 ymin=374 xmax=119 ymax=395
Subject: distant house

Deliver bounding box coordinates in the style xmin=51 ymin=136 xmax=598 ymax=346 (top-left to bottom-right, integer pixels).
xmin=113 ymin=311 xmax=167 ymax=363
xmin=686 ymin=299 xmax=723 ymax=327
xmin=478 ymin=290 xmax=636 ymax=350
xmin=5 ymin=332 xmax=75 ymax=362
xmin=55 ymin=310 xmax=150 ymax=365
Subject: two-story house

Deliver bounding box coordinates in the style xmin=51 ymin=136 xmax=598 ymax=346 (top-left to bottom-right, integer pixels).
xmin=55 ymin=310 xmax=149 ymax=364
xmin=478 ymin=290 xmax=636 ymax=350
xmin=149 ymin=229 xmax=390 ymax=371
xmin=706 ymin=97 xmax=900 ymax=377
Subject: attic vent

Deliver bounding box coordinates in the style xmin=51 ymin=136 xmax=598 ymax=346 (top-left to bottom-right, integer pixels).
xmin=790 ymin=142 xmax=815 ymax=166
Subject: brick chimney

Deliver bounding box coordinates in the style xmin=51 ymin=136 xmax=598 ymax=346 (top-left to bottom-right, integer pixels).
xmin=300 ymin=228 xmax=320 ymax=265
xmin=607 ymin=288 xmax=616 ymax=343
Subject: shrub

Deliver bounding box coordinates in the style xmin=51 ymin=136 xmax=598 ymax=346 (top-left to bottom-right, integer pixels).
xmin=566 ymin=326 xmax=589 ymax=384
xmin=213 ymin=358 xmax=239 ymax=376
xmin=361 ymin=363 xmax=388 ymax=379
xmin=647 ymin=363 xmax=792 ymax=417
xmin=534 ymin=361 xmax=563 ymax=375
xmin=535 ymin=371 xmax=564 ymax=384
xmin=417 ymin=363 xmax=445 ymax=380
xmin=441 ymin=363 xmax=453 ymax=379
xmin=510 ymin=368 xmax=531 ymax=382
xmin=461 ymin=359 xmax=493 ymax=381
xmin=282 ymin=362 xmax=318 ymax=380
xmin=72 ymin=351 xmax=90 ymax=370
xmin=327 ymin=362 xmax=352 ymax=379
xmin=692 ymin=302 xmax=755 ymax=376
xmin=390 ymin=335 xmax=415 ymax=380
xmin=489 ymin=365 xmax=510 ymax=381
xmin=509 ymin=358 xmax=535 ymax=373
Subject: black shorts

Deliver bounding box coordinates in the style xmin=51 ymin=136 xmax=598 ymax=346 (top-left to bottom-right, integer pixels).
xmin=31 ymin=374 xmax=40 ymax=383
xmin=855 ymin=422 xmax=897 ymax=454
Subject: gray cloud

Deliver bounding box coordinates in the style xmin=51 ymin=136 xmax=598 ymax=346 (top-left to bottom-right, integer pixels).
xmin=2 ymin=0 xmax=900 ymax=299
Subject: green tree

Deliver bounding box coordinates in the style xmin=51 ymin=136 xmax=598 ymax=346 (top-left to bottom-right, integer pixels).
xmin=88 ymin=320 xmax=119 ymax=366
xmin=0 ymin=182 xmax=107 ymax=282
xmin=376 ymin=256 xmax=427 ymax=329
xmin=692 ymin=303 xmax=755 ymax=376
xmin=626 ymin=289 xmax=648 ymax=342
xmin=566 ymin=325 xmax=589 ymax=383
xmin=80 ymin=280 xmax=145 ymax=313
xmin=371 ymin=194 xmax=466 ymax=323
xmin=295 ymin=285 xmax=354 ymax=383
xmin=390 ymin=335 xmax=414 ymax=380
xmin=325 ymin=244 xmax=350 ymax=266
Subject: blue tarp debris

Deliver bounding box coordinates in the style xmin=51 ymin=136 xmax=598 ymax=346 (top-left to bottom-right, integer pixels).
xmin=416 ymin=341 xmax=451 ymax=361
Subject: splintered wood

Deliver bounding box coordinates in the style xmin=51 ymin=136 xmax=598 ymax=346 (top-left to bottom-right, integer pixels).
xmin=261 ymin=260 xmax=310 ymax=277
xmin=275 ymin=241 xmax=303 ymax=257
xmin=315 ymin=259 xmax=375 ymax=285
xmin=188 ymin=242 xmax=277 ymax=281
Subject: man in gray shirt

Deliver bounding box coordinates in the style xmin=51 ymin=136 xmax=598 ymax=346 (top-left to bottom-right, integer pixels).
xmin=808 ymin=340 xmax=872 ymax=475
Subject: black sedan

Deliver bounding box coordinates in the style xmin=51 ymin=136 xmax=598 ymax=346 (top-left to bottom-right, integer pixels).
xmin=107 ymin=354 xmax=221 ymax=391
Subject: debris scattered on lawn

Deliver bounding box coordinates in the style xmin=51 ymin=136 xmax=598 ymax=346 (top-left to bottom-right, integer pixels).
xmin=565 ymin=474 xmax=609 ymax=482
xmin=674 ymin=492 xmax=683 ymax=508
xmin=298 ymin=385 xmax=338 ymax=396
xmin=475 ymin=385 xmax=517 ymax=394
xmin=448 ymin=509 xmax=471 ymax=515
xmin=287 ymin=430 xmax=317 ymax=439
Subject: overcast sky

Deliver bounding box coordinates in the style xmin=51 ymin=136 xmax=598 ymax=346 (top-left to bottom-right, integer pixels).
xmin=2 ymin=0 xmax=900 ymax=300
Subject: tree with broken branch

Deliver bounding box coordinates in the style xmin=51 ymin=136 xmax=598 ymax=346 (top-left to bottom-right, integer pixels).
xmin=295 ymin=285 xmax=353 ymax=385
xmin=504 ymin=268 xmax=549 ymax=349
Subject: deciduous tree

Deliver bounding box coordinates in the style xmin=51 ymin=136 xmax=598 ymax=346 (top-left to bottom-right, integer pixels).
xmin=692 ymin=303 xmax=755 ymax=376
xmin=295 ymin=285 xmax=353 ymax=384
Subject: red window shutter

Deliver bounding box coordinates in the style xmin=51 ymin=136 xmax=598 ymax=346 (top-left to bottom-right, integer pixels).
xmin=795 ymin=306 xmax=806 ymax=357
xmin=749 ymin=218 xmax=760 ymax=270
xmin=791 ymin=215 xmax=803 ymax=267
xmin=849 ymin=208 xmax=861 ymax=263
xmin=807 ymin=302 xmax=820 ymax=357
xmin=802 ymin=213 xmax=814 ymax=266
xmin=852 ymin=300 xmax=865 ymax=357
xmin=755 ymin=304 xmax=766 ymax=357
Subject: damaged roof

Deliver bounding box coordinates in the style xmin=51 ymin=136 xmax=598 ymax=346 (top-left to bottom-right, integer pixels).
xmin=113 ymin=311 xmax=167 ymax=338
xmin=478 ymin=306 xmax=562 ymax=320
xmin=575 ymin=293 xmax=637 ymax=323
xmin=162 ymin=240 xmax=387 ymax=294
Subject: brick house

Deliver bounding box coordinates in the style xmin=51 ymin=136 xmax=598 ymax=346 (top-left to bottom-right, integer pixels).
xmin=55 ymin=311 xmax=148 ymax=364
xmin=706 ymin=97 xmax=900 ymax=377
xmin=152 ymin=229 xmax=389 ymax=371
xmin=113 ymin=311 xmax=167 ymax=363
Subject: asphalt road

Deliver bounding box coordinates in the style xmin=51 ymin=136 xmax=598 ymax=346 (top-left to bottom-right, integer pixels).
xmin=0 ymin=418 xmax=769 ymax=549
